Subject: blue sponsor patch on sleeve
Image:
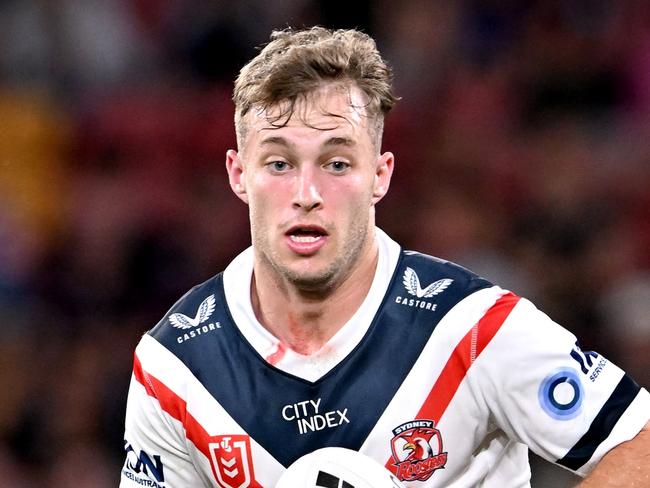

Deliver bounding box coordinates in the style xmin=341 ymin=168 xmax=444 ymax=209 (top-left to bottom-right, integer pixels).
xmin=538 ymin=368 xmax=584 ymax=420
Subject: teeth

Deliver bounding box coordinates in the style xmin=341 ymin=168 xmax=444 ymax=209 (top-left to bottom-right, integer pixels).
xmin=290 ymin=234 xmax=321 ymax=243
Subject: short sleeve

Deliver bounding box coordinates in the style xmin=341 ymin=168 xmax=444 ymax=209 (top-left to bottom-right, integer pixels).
xmin=473 ymin=297 xmax=650 ymax=477
xmin=120 ymin=354 xmax=207 ymax=487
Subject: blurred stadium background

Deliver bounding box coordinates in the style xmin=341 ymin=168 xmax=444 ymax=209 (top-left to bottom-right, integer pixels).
xmin=1 ymin=1 xmax=649 ymax=486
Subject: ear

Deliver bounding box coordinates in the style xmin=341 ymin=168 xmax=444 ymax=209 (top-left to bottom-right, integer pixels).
xmin=372 ymin=151 xmax=394 ymax=204
xmin=226 ymin=149 xmax=248 ymax=204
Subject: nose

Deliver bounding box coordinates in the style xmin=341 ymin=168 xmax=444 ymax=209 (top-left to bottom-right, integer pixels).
xmin=292 ymin=166 xmax=323 ymax=211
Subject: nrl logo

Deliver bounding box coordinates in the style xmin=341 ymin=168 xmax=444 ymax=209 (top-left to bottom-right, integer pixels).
xmin=169 ymin=295 xmax=216 ymax=329
xmin=403 ymin=268 xmax=453 ymax=298
xmin=208 ymin=435 xmax=255 ymax=488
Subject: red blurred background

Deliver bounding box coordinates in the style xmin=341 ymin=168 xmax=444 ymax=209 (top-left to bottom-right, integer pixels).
xmin=1 ymin=1 xmax=649 ymax=486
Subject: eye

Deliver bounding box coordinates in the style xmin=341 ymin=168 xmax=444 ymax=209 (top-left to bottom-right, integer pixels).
xmin=267 ymin=160 xmax=291 ymax=173
xmin=325 ymin=160 xmax=350 ymax=173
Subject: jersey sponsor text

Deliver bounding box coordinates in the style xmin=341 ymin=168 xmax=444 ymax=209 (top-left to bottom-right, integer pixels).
xmin=282 ymin=398 xmax=350 ymax=435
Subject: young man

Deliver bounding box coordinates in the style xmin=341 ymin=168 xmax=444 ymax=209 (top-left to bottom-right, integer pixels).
xmin=121 ymin=27 xmax=649 ymax=487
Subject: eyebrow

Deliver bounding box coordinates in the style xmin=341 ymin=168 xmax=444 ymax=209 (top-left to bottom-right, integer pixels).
xmin=259 ymin=136 xmax=293 ymax=148
xmin=323 ymin=136 xmax=356 ymax=147
xmin=259 ymin=136 xmax=356 ymax=148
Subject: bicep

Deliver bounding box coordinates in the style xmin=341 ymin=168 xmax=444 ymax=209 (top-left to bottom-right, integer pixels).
xmin=478 ymin=298 xmax=650 ymax=477
xmin=121 ymin=374 xmax=206 ymax=487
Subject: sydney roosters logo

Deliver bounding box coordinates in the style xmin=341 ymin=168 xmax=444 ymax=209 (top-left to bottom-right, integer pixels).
xmin=390 ymin=420 xmax=447 ymax=482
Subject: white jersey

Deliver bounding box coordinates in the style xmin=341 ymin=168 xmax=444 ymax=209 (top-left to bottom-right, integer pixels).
xmin=121 ymin=229 xmax=650 ymax=487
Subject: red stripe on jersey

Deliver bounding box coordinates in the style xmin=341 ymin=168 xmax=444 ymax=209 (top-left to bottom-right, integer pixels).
xmin=132 ymin=353 xmax=263 ymax=488
xmin=133 ymin=354 xmax=187 ymax=423
xmin=385 ymin=292 xmax=520 ymax=473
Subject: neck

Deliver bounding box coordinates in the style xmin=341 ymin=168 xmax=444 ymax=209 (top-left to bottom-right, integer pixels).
xmin=251 ymin=238 xmax=379 ymax=355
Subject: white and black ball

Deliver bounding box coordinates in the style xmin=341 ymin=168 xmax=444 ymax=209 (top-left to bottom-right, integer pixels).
xmin=275 ymin=447 xmax=405 ymax=488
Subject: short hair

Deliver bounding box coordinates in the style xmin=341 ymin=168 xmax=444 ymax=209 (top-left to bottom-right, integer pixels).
xmin=233 ymin=26 xmax=398 ymax=148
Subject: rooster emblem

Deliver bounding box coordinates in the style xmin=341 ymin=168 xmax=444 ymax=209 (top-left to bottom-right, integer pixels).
xmin=403 ymin=267 xmax=453 ymax=298
xmin=169 ymin=295 xmax=216 ymax=329
xmin=403 ymin=436 xmax=435 ymax=461
xmin=390 ymin=421 xmax=448 ymax=482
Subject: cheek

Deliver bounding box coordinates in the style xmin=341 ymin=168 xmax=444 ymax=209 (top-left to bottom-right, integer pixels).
xmin=325 ymin=187 xmax=374 ymax=233
xmin=248 ymin=194 xmax=270 ymax=222
xmin=248 ymin=184 xmax=286 ymax=224
xmin=329 ymin=177 xmax=375 ymax=208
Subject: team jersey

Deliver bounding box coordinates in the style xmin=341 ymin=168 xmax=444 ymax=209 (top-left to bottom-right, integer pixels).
xmin=121 ymin=229 xmax=650 ymax=488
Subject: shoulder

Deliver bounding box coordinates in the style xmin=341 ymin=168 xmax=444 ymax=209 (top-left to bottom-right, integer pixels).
xmin=131 ymin=272 xmax=229 ymax=392
xmin=146 ymin=273 xmax=225 ymax=345
xmin=398 ymin=249 xmax=493 ymax=293
xmin=383 ymin=249 xmax=496 ymax=330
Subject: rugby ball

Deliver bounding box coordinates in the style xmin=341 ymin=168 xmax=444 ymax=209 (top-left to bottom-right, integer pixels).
xmin=275 ymin=447 xmax=405 ymax=488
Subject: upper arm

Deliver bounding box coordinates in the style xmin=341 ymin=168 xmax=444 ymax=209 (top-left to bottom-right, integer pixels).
xmin=476 ymin=298 xmax=650 ymax=477
xmin=120 ymin=357 xmax=206 ymax=488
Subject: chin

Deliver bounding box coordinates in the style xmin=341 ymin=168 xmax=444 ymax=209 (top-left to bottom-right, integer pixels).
xmin=287 ymin=271 xmax=335 ymax=290
xmin=283 ymin=263 xmax=338 ymax=291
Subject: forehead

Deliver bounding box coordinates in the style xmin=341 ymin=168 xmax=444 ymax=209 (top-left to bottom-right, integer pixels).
xmin=243 ymin=84 xmax=373 ymax=148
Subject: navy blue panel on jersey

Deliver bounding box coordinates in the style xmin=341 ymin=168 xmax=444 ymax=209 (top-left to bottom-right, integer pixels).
xmin=149 ymin=250 xmax=492 ymax=466
xmin=557 ymin=374 xmax=642 ymax=470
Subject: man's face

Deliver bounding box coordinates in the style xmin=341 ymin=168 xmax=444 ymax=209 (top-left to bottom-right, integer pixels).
xmin=226 ymin=84 xmax=394 ymax=290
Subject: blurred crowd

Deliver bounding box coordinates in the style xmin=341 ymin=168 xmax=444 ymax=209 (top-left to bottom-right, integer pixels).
xmin=1 ymin=1 xmax=649 ymax=486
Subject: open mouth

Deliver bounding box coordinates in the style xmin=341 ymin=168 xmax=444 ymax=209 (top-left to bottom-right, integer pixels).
xmin=285 ymin=226 xmax=328 ymax=245
xmin=289 ymin=232 xmax=323 ymax=243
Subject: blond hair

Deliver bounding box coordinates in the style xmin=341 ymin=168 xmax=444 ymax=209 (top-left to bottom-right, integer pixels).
xmin=233 ymin=27 xmax=398 ymax=148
